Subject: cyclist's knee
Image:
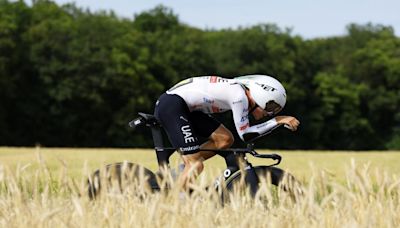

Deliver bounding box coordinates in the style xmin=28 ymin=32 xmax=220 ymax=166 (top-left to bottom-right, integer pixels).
xmin=211 ymin=126 xmax=234 ymax=149
xmin=217 ymin=133 xmax=234 ymax=149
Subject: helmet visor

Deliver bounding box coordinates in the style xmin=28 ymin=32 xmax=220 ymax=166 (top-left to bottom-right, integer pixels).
xmin=265 ymin=101 xmax=282 ymax=115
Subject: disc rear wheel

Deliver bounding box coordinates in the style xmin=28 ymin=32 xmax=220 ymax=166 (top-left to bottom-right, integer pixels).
xmin=223 ymin=166 xmax=302 ymax=203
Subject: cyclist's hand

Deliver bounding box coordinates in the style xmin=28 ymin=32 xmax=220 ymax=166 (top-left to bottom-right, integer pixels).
xmin=275 ymin=116 xmax=300 ymax=131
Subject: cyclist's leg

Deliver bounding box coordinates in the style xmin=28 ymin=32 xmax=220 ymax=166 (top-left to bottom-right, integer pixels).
xmin=154 ymin=94 xmax=202 ymax=189
xmin=189 ymin=111 xmax=234 ymax=160
xmin=177 ymin=113 xmax=234 ymax=188
xmin=154 ymin=96 xmax=233 ymax=189
xmin=180 ymin=124 xmax=234 ymax=188
xmin=197 ymin=124 xmax=234 ymax=160
xmin=154 ymin=93 xmax=202 ymax=153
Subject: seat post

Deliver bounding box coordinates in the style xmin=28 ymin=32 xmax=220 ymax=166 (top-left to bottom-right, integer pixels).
xmin=150 ymin=125 xmax=175 ymax=168
xmin=151 ymin=127 xmax=164 ymax=148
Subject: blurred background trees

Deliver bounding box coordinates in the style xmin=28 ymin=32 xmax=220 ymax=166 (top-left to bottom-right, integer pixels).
xmin=0 ymin=0 xmax=399 ymax=149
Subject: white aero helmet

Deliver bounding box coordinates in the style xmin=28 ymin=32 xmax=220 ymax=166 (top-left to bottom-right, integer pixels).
xmin=235 ymin=75 xmax=287 ymax=114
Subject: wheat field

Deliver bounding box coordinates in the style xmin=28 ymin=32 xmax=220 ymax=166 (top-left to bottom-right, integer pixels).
xmin=0 ymin=147 xmax=399 ymax=227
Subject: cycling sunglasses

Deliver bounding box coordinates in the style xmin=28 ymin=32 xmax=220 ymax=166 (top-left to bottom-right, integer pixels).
xmin=265 ymin=100 xmax=282 ymax=115
xmin=250 ymin=100 xmax=282 ymax=116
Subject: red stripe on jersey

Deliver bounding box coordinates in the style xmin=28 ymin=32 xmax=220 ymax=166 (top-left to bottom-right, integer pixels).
xmin=212 ymin=105 xmax=219 ymax=113
xmin=239 ymin=123 xmax=249 ymax=131
xmin=210 ymin=76 xmax=218 ymax=83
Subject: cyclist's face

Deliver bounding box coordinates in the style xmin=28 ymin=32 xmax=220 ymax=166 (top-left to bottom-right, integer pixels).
xmin=251 ymin=106 xmax=268 ymax=120
xmin=265 ymin=101 xmax=282 ymax=116
xmin=251 ymin=101 xmax=282 ymax=120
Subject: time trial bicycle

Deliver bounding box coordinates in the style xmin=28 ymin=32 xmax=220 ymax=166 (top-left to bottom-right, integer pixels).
xmin=88 ymin=112 xmax=302 ymax=201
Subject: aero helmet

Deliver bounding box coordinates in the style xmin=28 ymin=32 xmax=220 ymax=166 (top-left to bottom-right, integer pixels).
xmin=235 ymin=75 xmax=286 ymax=114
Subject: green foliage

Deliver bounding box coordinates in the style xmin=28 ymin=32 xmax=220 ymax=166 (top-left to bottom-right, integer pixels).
xmin=312 ymin=73 xmax=373 ymax=149
xmin=387 ymin=129 xmax=400 ymax=150
xmin=0 ymin=0 xmax=399 ymax=149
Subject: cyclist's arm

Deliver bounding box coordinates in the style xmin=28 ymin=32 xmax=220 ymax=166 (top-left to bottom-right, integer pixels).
xmin=230 ymin=94 xmax=280 ymax=142
xmin=241 ymin=119 xmax=280 ymax=141
xmin=236 ymin=115 xmax=299 ymax=141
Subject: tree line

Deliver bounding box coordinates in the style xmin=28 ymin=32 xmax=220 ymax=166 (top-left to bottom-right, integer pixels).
xmin=0 ymin=0 xmax=399 ymax=150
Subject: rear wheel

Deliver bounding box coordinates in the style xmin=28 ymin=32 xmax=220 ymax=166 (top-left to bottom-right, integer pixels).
xmin=222 ymin=166 xmax=302 ymax=203
xmin=87 ymin=162 xmax=159 ymax=199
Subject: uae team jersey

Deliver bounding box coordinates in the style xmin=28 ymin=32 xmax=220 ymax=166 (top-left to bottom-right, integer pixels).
xmin=166 ymin=76 xmax=279 ymax=141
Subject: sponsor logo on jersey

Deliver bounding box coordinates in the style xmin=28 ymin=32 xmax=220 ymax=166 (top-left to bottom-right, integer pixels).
xmin=181 ymin=125 xmax=196 ymax=143
xmin=232 ymin=100 xmax=243 ymax=104
xmin=210 ymin=76 xmax=218 ymax=83
xmin=239 ymin=123 xmax=249 ymax=131
xmin=210 ymin=76 xmax=228 ymax=83
xmin=203 ymin=98 xmax=214 ymax=104
xmin=180 ymin=145 xmax=200 ymax=152
xmin=179 ymin=116 xmax=188 ymax=122
xmin=240 ymin=116 xmax=248 ymax=122
xmin=212 ymin=105 xmax=220 ymax=113
xmin=191 ymin=104 xmax=202 ymax=110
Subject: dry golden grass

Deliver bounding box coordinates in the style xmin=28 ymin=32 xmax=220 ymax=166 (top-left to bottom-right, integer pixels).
xmin=0 ymin=147 xmax=400 ymax=227
xmin=1 ymin=147 xmax=399 ymax=182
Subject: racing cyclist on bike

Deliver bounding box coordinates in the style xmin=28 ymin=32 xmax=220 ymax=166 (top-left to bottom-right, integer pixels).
xmin=154 ymin=75 xmax=300 ymax=189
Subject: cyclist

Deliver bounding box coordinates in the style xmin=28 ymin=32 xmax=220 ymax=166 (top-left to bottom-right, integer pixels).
xmin=154 ymin=75 xmax=300 ymax=189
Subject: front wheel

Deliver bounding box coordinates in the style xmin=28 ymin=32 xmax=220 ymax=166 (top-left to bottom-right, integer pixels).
xmin=223 ymin=166 xmax=302 ymax=202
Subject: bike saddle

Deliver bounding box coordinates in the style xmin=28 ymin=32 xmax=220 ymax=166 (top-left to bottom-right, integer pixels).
xmin=138 ymin=112 xmax=156 ymax=121
xmin=129 ymin=112 xmax=160 ymax=129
